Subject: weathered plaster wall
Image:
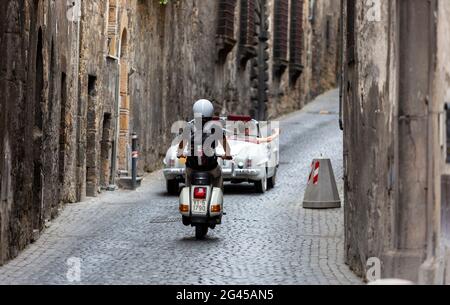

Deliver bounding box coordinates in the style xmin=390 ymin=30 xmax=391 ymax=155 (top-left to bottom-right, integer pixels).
xmin=343 ymin=0 xmax=397 ymax=279
xmin=343 ymin=0 xmax=450 ymax=284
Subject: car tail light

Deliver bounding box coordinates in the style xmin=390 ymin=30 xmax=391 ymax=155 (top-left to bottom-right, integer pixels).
xmin=246 ymin=159 xmax=253 ymax=168
xmin=227 ymin=115 xmax=252 ymax=122
xmin=194 ymin=187 xmax=207 ymax=199
xmin=211 ymin=205 xmax=221 ymax=213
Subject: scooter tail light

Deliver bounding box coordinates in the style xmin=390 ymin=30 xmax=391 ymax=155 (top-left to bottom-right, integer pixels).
xmin=169 ymin=158 xmax=176 ymax=167
xmin=179 ymin=204 xmax=189 ymax=213
xmin=194 ymin=187 xmax=207 ymax=199
xmin=246 ymin=159 xmax=253 ymax=168
xmin=211 ymin=205 xmax=221 ymax=213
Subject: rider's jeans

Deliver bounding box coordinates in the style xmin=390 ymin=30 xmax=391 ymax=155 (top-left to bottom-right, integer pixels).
xmin=185 ymin=166 xmax=223 ymax=190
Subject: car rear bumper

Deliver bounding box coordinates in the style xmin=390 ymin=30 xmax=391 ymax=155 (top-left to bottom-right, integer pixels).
xmin=222 ymin=168 xmax=261 ymax=180
xmin=163 ymin=168 xmax=186 ymax=180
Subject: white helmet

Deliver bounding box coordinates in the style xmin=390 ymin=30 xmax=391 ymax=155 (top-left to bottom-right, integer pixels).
xmin=193 ymin=99 xmax=214 ymax=118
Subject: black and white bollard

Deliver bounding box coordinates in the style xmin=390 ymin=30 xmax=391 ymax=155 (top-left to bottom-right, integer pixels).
xmin=131 ymin=133 xmax=139 ymax=190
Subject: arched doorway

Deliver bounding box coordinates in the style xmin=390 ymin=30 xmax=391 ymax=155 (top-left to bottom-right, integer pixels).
xmin=118 ymin=29 xmax=130 ymax=174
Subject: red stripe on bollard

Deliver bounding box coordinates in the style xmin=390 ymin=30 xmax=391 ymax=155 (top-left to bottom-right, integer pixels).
xmin=313 ymin=161 xmax=320 ymax=185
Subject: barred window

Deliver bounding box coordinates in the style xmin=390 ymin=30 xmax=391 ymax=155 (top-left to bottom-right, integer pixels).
xmin=273 ymin=0 xmax=289 ymax=77
xmin=217 ymin=0 xmax=237 ymax=63
xmin=239 ymin=0 xmax=257 ymax=67
xmin=289 ymin=0 xmax=304 ymax=85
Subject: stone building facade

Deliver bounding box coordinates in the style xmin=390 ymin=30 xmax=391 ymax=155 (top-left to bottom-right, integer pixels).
xmin=341 ymin=0 xmax=450 ymax=284
xmin=0 ymin=0 xmax=339 ymax=265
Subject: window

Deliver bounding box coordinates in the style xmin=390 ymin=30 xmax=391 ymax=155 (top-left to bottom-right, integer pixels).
xmin=216 ymin=0 xmax=237 ymax=63
xmin=289 ymin=0 xmax=304 ymax=85
xmin=239 ymin=0 xmax=257 ymax=67
xmin=273 ymin=0 xmax=289 ymax=77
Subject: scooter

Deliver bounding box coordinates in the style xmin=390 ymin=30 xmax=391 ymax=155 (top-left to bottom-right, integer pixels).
xmin=179 ymin=157 xmax=232 ymax=240
xmin=179 ymin=171 xmax=224 ymax=240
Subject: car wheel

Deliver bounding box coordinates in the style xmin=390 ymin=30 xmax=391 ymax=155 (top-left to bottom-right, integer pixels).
xmin=255 ymin=171 xmax=268 ymax=194
xmin=268 ymin=168 xmax=277 ymax=189
xmin=167 ymin=179 xmax=179 ymax=195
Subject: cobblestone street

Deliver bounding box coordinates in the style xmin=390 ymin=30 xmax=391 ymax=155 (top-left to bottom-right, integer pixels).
xmin=0 ymin=90 xmax=362 ymax=285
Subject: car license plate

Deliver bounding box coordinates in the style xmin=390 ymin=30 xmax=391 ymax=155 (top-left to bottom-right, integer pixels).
xmin=180 ymin=157 xmax=187 ymax=165
xmin=192 ymin=200 xmax=207 ymax=213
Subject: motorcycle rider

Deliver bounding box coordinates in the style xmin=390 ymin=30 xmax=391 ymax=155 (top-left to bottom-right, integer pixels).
xmin=177 ymin=99 xmax=232 ymax=189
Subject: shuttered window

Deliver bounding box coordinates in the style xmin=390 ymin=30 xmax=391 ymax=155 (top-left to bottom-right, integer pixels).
xmin=217 ymin=0 xmax=237 ymax=62
xmin=273 ymin=0 xmax=289 ymax=76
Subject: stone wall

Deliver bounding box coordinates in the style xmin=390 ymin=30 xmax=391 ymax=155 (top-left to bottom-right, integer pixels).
xmin=0 ymin=0 xmax=80 ymax=264
xmin=0 ymin=0 xmax=340 ymax=265
xmin=127 ymin=0 xmax=341 ymax=171
xmin=342 ymin=0 xmax=450 ymax=284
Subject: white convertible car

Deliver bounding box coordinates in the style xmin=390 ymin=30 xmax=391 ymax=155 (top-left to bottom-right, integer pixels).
xmin=163 ymin=116 xmax=280 ymax=194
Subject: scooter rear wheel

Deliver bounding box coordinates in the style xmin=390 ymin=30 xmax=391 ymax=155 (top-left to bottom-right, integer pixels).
xmin=195 ymin=225 xmax=208 ymax=240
